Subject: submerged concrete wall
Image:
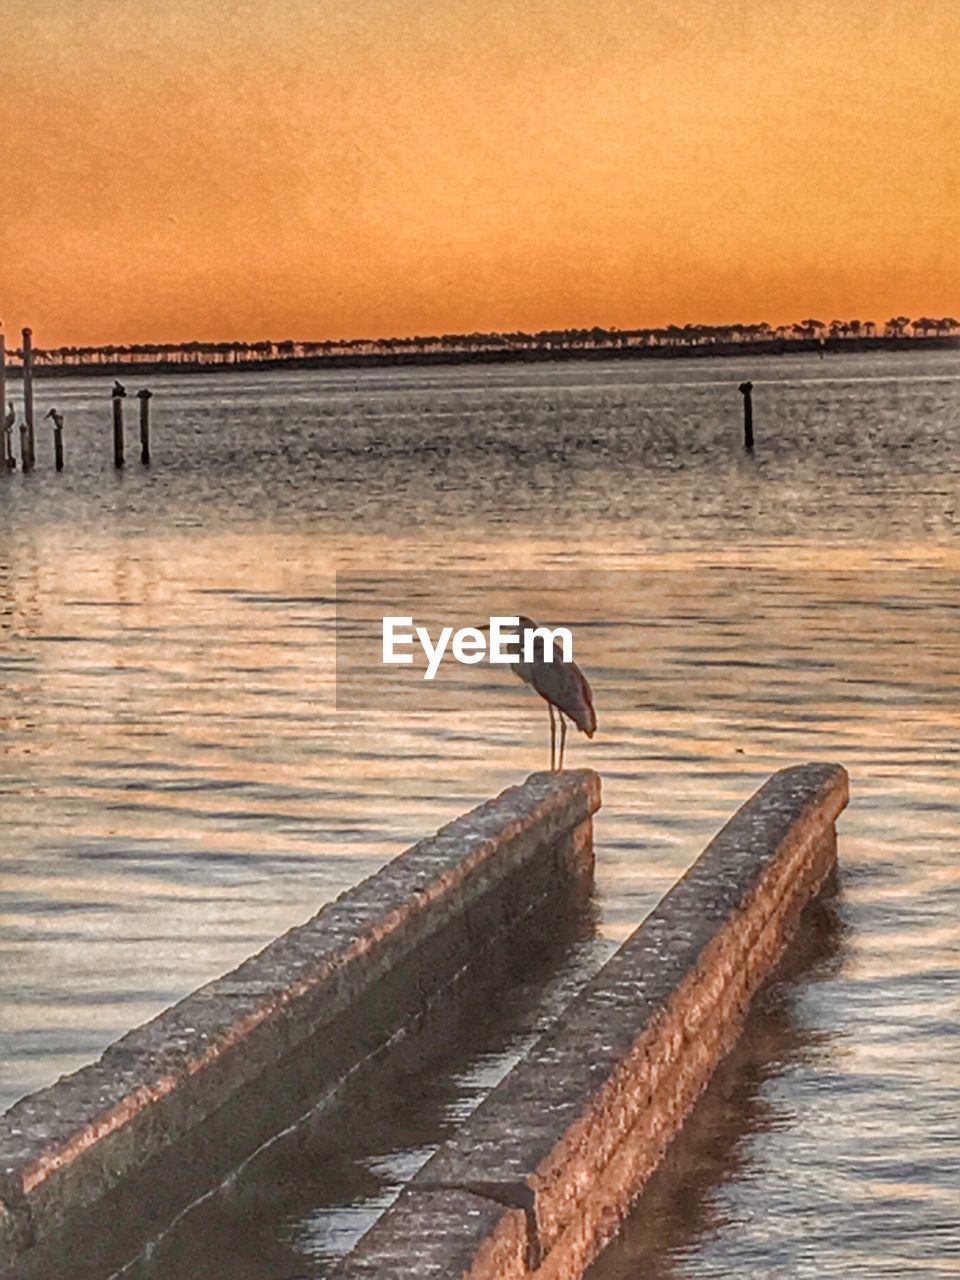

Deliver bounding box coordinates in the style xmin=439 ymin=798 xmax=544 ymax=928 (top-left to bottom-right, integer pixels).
xmin=332 ymin=762 xmax=849 ymax=1280
xmin=0 ymin=770 xmax=600 ymax=1276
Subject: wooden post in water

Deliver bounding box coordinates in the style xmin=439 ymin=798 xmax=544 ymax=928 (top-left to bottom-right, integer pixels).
xmin=0 ymin=330 xmax=5 ymax=460
xmin=0 ymin=333 xmax=12 ymax=471
xmin=22 ymin=328 xmax=35 ymax=470
xmin=136 ymin=388 xmax=152 ymax=464
xmin=738 ymin=380 xmax=755 ymax=450
xmin=20 ymin=422 xmax=32 ymax=471
xmin=47 ymin=408 xmax=64 ymax=471
xmin=112 ymin=395 xmax=125 ymax=467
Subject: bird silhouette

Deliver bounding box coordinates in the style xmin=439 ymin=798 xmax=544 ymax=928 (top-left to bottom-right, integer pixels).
xmin=494 ymin=616 xmax=596 ymax=771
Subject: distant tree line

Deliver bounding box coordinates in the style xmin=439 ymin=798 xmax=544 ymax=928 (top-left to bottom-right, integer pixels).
xmin=5 ymin=315 xmax=958 ymax=370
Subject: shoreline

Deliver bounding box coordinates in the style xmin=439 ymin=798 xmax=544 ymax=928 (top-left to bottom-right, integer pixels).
xmin=2 ymin=334 xmax=957 ymax=381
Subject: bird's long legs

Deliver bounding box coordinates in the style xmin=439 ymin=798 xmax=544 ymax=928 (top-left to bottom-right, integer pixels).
xmin=548 ymin=703 xmax=556 ymax=771
xmin=559 ymin=713 xmax=568 ymax=771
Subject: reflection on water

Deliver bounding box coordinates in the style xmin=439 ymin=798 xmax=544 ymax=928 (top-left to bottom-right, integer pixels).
xmin=0 ymin=351 xmax=958 ymax=1276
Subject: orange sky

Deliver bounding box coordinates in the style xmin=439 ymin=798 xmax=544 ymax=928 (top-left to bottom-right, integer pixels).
xmin=0 ymin=0 xmax=958 ymax=346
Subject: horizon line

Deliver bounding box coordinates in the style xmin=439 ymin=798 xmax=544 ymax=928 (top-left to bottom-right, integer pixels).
xmin=1 ymin=312 xmax=958 ymax=354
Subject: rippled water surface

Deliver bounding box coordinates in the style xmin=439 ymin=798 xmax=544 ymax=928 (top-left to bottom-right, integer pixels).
xmin=1 ymin=351 xmax=957 ymax=1277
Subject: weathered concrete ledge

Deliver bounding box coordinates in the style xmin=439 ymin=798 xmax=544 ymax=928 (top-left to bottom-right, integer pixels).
xmin=332 ymin=762 xmax=849 ymax=1280
xmin=0 ymin=770 xmax=600 ymax=1274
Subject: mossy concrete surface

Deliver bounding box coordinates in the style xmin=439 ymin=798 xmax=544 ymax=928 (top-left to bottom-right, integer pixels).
xmin=0 ymin=770 xmax=600 ymax=1276
xmin=332 ymin=762 xmax=849 ymax=1280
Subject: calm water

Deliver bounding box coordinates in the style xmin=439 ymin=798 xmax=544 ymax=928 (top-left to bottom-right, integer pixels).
xmin=0 ymin=351 xmax=958 ymax=1277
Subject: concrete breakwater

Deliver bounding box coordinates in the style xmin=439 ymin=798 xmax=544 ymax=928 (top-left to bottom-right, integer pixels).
xmin=331 ymin=762 xmax=849 ymax=1279
xmin=0 ymin=770 xmax=600 ymax=1277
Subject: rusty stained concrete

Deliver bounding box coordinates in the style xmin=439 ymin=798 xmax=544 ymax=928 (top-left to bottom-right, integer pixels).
xmin=332 ymin=762 xmax=849 ymax=1280
xmin=0 ymin=770 xmax=601 ymax=1276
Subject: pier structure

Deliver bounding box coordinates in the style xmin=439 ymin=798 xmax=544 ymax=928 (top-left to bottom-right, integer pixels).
xmin=333 ymin=763 xmax=847 ymax=1278
xmin=0 ymin=772 xmax=600 ymax=1276
xmin=0 ymin=764 xmax=847 ymax=1279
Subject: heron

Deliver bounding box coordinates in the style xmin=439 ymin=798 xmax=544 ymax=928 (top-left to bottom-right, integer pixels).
xmin=492 ymin=616 xmax=597 ymax=771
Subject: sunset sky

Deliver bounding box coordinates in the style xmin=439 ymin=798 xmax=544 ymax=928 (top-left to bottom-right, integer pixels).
xmin=1 ymin=0 xmax=957 ymax=346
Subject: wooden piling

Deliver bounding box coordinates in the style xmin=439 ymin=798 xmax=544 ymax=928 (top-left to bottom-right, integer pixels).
xmin=48 ymin=409 xmax=65 ymax=472
xmin=738 ymin=380 xmax=755 ymax=450
xmin=0 ymin=335 xmax=12 ymax=471
xmin=112 ymin=395 xmax=125 ymax=468
xmin=136 ymin=389 xmax=152 ymax=464
xmin=20 ymin=422 xmax=32 ymax=472
xmin=0 ymin=332 xmax=5 ymax=453
xmin=22 ymin=327 xmax=35 ymax=469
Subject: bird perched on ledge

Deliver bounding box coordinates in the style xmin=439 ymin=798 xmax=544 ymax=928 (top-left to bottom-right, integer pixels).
xmin=498 ymin=616 xmax=597 ymax=771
